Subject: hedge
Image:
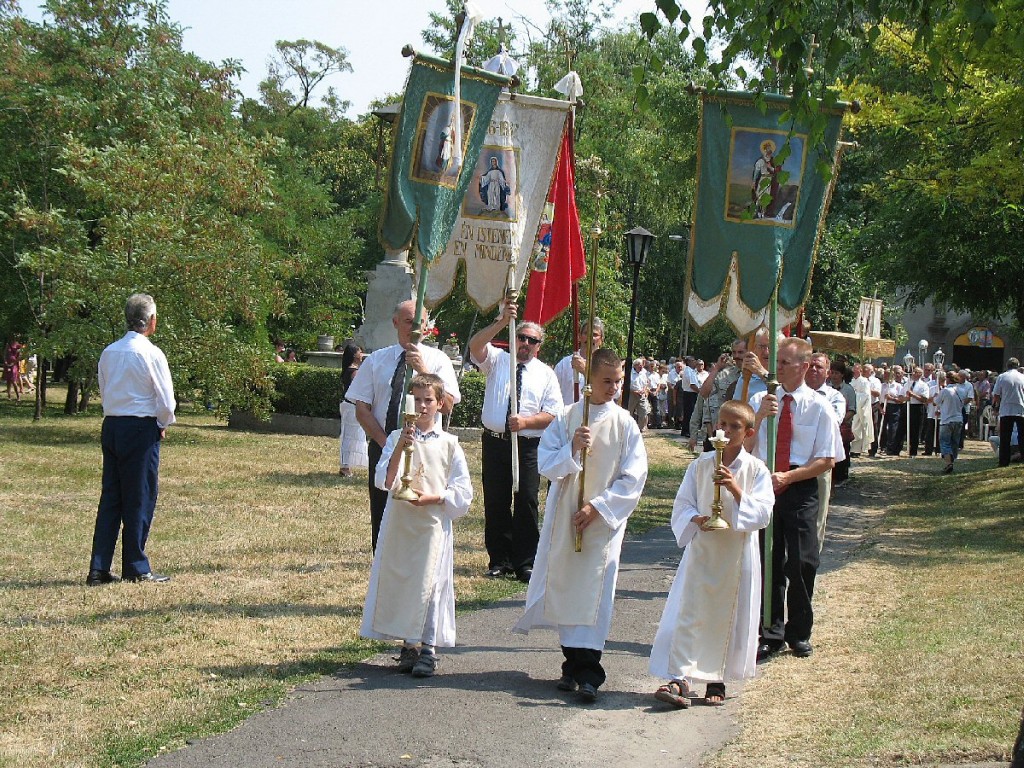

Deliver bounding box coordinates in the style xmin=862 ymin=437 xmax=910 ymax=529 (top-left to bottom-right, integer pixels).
xmin=269 ymin=362 xmax=485 ymax=427
xmin=269 ymin=363 xmax=344 ymax=419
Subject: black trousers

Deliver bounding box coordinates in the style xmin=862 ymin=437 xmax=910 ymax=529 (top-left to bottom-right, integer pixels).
xmin=923 ymin=417 xmax=937 ymax=455
xmin=482 ymin=432 xmax=541 ymax=571
xmin=680 ymin=391 xmax=697 ymax=437
xmin=999 ymin=416 xmax=1024 ymax=467
xmin=884 ymin=403 xmax=907 ymax=455
xmin=760 ymin=475 xmax=819 ymax=647
xmin=367 ymin=441 xmax=389 ymax=552
xmin=90 ymin=416 xmax=161 ymax=578
xmin=908 ymin=403 xmax=924 ymax=456
xmin=561 ymin=646 xmax=605 ymax=688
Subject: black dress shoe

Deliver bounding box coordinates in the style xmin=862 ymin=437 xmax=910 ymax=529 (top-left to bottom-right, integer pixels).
xmin=556 ymin=675 xmax=578 ymax=692
xmin=790 ymin=640 xmax=814 ymax=658
xmin=86 ymin=569 xmax=120 ymax=586
xmin=125 ymin=572 xmax=171 ymax=583
xmin=515 ymin=566 xmax=533 ymax=584
xmin=578 ymin=682 xmax=599 ymax=703
xmin=756 ymin=642 xmax=781 ymax=663
xmin=485 ymin=565 xmax=511 ymax=578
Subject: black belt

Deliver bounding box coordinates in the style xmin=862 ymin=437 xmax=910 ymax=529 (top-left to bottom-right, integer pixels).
xmin=483 ymin=429 xmax=540 ymax=443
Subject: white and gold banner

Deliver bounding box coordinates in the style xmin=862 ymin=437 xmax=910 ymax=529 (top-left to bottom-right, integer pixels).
xmin=418 ymin=93 xmax=569 ymax=311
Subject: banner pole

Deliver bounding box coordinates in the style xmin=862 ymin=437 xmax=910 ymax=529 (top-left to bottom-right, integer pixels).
xmin=763 ymin=288 xmax=779 ymax=629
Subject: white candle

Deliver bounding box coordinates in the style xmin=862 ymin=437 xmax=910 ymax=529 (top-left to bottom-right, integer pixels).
xmin=715 ymin=429 xmax=726 ymax=441
xmin=405 ymin=394 xmax=416 ymax=415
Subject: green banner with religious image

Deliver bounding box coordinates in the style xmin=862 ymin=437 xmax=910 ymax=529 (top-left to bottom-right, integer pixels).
xmin=378 ymin=54 xmax=509 ymax=265
xmin=686 ymin=90 xmax=847 ymax=333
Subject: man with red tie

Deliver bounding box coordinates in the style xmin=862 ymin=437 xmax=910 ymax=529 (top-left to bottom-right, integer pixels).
xmin=745 ymin=336 xmax=841 ymax=661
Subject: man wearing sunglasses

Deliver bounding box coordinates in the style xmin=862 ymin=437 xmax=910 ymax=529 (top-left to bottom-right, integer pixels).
xmin=469 ymin=302 xmax=562 ymax=583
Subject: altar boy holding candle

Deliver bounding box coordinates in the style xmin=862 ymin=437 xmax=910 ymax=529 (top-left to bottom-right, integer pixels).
xmin=649 ymin=400 xmax=774 ymax=708
xmin=360 ymin=374 xmax=473 ymax=679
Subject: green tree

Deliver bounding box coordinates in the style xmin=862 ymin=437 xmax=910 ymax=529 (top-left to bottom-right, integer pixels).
xmin=0 ymin=0 xmax=282 ymax=416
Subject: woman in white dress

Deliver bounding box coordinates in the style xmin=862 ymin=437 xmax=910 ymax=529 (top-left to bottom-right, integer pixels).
xmin=339 ymin=344 xmax=369 ymax=476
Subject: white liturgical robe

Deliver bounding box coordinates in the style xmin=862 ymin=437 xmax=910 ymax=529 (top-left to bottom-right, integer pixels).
xmin=513 ymin=400 xmax=647 ymax=649
xmin=360 ymin=428 xmax=472 ymax=647
xmin=649 ymin=448 xmax=773 ymax=684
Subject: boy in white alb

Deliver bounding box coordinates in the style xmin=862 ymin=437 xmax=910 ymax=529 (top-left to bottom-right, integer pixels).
xmin=650 ymin=400 xmax=774 ymax=708
xmin=513 ymin=348 xmax=648 ymax=703
xmin=360 ymin=374 xmax=473 ymax=678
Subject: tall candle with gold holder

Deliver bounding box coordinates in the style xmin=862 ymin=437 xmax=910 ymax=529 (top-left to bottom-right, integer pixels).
xmin=393 ymin=394 xmax=419 ymax=501
xmin=701 ymin=429 xmax=732 ymax=531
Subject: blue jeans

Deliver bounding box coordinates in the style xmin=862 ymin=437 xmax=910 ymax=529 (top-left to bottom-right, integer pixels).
xmin=939 ymin=422 xmax=963 ymax=461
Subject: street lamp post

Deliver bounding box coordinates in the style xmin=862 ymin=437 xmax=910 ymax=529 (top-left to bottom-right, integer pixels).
xmin=933 ymin=348 xmax=945 ymax=369
xmin=918 ymin=339 xmax=928 ymax=368
xmin=903 ymin=349 xmax=915 ymax=457
xmin=668 ymin=229 xmax=692 ymax=357
xmin=622 ymin=226 xmax=655 ymax=411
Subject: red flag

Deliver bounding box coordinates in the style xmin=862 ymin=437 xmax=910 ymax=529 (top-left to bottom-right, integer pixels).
xmin=523 ymin=126 xmax=585 ymax=326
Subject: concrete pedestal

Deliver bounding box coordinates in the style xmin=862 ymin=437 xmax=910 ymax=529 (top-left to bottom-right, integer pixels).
xmin=356 ymin=251 xmax=414 ymax=352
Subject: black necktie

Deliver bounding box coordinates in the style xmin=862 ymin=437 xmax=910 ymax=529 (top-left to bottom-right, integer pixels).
xmin=507 ymin=362 xmax=525 ymax=431
xmin=385 ymin=350 xmax=407 ymax=434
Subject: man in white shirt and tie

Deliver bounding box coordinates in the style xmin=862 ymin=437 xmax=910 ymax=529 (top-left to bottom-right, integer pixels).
xmin=554 ymin=317 xmax=604 ymax=408
xmin=747 ymin=336 xmax=841 ymax=661
xmin=349 ymin=300 xmax=461 ymax=551
xmin=469 ymin=302 xmax=562 ymax=583
xmin=87 ymin=293 xmax=177 ymax=586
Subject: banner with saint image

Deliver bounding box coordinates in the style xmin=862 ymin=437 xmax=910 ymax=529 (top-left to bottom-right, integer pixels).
xmin=686 ymin=90 xmax=847 ymax=334
xmin=379 ymin=54 xmax=509 ymax=265
xmin=419 ymin=92 xmax=570 ymax=311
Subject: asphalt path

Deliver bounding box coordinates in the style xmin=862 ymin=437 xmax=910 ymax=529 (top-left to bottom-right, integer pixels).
xmin=151 ymin=443 xmax=987 ymax=768
xmin=147 ymin=519 xmax=745 ymax=767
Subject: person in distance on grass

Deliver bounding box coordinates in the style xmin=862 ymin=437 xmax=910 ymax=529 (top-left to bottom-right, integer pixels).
xmin=512 ymin=347 xmax=648 ymax=704
xmin=87 ymin=293 xmax=176 ymax=586
xmin=359 ymin=374 xmax=472 ymax=679
xmin=650 ymin=401 xmax=774 ymax=709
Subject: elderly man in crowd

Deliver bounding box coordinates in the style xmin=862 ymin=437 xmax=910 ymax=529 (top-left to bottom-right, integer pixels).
xmin=349 ymin=299 xmax=461 ymax=551
xmin=881 ymin=366 xmax=908 ymax=455
xmin=87 ymin=293 xmax=177 ymax=586
xmin=469 ymin=302 xmax=562 ymax=583
xmin=993 ymin=358 xmax=1024 ymax=467
xmin=805 ymin=352 xmax=847 ymax=550
xmin=554 ymin=318 xmax=604 ymax=408
xmin=696 ymin=338 xmax=746 ymax=449
xmin=628 ymin=357 xmax=651 ymax=431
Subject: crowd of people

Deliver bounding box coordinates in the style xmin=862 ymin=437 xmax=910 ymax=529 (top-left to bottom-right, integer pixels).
xmin=75 ymin=292 xmax=1024 ymax=711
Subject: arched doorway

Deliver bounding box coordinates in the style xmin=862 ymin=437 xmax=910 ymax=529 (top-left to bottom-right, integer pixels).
xmin=952 ymin=326 xmax=1004 ymax=372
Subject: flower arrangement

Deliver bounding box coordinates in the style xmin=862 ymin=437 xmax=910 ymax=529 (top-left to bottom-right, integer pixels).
xmin=446 ymin=332 xmax=460 ymax=348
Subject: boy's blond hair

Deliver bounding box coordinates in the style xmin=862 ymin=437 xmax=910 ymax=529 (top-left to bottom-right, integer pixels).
xmin=410 ymin=373 xmax=445 ymax=402
xmin=719 ymin=399 xmax=755 ymax=429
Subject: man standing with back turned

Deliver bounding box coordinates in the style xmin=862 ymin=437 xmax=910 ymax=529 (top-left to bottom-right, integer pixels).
xmin=87 ymin=293 xmax=177 ymax=585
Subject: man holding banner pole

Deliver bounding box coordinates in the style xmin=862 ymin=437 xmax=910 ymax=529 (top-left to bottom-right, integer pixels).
xmin=470 ymin=302 xmax=561 ymax=583
xmin=349 ymin=300 xmax=460 ymax=552
xmin=746 ymin=336 xmax=841 ymax=661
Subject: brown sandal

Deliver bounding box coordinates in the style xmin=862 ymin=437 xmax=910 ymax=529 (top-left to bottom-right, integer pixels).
xmin=654 ymin=680 xmax=691 ymax=709
xmin=704 ymin=682 xmax=726 ymax=706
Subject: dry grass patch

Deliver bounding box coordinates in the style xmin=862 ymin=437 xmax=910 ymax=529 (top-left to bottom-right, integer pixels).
xmin=0 ymin=397 xmax=686 ymax=768
xmin=710 ymin=444 xmax=1024 ymax=767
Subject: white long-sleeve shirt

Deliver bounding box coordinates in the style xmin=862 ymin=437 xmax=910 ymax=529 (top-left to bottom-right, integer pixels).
xmin=98 ymin=331 xmax=176 ymax=428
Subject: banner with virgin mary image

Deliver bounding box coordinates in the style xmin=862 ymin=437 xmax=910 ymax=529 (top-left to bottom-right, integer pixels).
xmin=418 ymin=92 xmax=571 ymax=311
xmin=685 ymin=90 xmax=848 ymax=334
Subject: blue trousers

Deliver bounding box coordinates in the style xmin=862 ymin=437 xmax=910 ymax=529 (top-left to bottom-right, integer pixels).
xmin=90 ymin=416 xmax=161 ymax=578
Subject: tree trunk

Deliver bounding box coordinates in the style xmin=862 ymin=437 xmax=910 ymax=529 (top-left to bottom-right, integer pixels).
xmin=64 ymin=380 xmax=79 ymax=415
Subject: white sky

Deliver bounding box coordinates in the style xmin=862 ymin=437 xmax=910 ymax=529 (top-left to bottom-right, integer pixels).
xmin=21 ymin=0 xmax=707 ymax=118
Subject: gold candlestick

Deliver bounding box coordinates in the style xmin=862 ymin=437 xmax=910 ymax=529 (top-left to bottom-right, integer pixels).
xmin=701 ymin=431 xmax=732 ymax=531
xmin=393 ymin=412 xmax=419 ymax=501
